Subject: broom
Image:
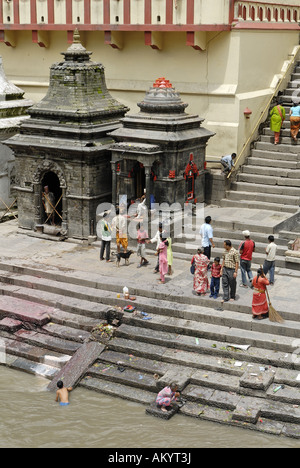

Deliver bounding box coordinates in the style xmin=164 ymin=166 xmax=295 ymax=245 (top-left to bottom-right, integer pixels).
xmin=259 ymin=265 xmax=284 ymax=323
xmin=265 ymin=287 xmax=284 ymax=323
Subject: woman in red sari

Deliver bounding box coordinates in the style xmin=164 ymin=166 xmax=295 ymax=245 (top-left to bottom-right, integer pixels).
xmin=252 ymin=268 xmax=270 ymax=320
xmin=192 ymin=248 xmax=210 ymax=296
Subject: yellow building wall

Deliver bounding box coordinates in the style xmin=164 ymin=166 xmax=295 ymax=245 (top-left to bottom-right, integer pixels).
xmin=0 ymin=27 xmax=298 ymax=160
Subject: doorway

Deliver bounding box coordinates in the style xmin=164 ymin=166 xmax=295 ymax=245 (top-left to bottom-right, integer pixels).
xmin=41 ymin=172 xmax=62 ymax=225
xmin=133 ymin=162 xmax=145 ymax=199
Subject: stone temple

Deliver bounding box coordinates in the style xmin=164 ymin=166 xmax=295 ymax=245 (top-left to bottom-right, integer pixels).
xmin=110 ymin=77 xmax=214 ymax=209
xmin=5 ymin=34 xmax=214 ymax=240
xmin=4 ymin=31 xmax=128 ymax=240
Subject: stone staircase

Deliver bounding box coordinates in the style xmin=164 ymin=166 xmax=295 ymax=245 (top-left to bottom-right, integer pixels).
xmin=220 ymin=60 xmax=300 ymax=217
xmin=1 ymin=259 xmax=300 ymax=437
xmin=174 ymin=60 xmax=299 ymax=273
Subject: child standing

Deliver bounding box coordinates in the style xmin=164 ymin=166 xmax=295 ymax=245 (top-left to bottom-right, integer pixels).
xmin=210 ymin=257 xmax=222 ymax=299
xmin=137 ymin=223 xmax=149 ymax=268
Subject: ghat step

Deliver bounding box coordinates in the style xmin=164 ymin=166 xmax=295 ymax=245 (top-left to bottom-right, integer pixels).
xmin=0 ymin=295 xmax=52 ymax=326
xmin=1 ymin=261 xmax=300 ymax=437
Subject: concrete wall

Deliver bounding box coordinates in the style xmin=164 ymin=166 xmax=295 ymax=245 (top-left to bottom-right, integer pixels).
xmin=0 ymin=27 xmax=298 ymax=162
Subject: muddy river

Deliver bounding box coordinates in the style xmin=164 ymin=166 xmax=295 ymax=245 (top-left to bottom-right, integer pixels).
xmin=0 ymin=367 xmax=298 ymax=449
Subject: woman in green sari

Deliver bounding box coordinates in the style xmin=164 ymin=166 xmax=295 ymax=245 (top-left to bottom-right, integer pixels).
xmin=270 ymin=101 xmax=286 ymax=145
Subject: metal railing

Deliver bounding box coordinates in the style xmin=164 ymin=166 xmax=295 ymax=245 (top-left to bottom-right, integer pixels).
xmin=227 ymin=44 xmax=300 ymax=179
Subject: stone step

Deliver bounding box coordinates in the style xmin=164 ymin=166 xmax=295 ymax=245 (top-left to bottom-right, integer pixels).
xmin=117 ymin=305 xmax=300 ymax=354
xmin=14 ymin=329 xmax=81 ymax=355
xmin=42 ymin=322 xmax=91 ymax=344
xmin=225 ymin=190 xmax=300 ymax=208
xmin=220 ymin=198 xmax=298 ymax=214
xmin=0 ymin=332 xmax=71 ymax=368
xmin=114 ymin=322 xmax=298 ymax=369
xmin=88 ymin=360 xmax=159 ymax=392
xmin=199 ymin=206 xmax=293 ymax=234
xmin=251 ymin=149 xmax=300 ymax=162
xmin=247 ymin=156 xmax=299 ymax=170
xmin=98 ymin=349 xmax=173 ymax=377
xmin=209 ymin=227 xmax=287 ymax=245
xmin=281 ymin=94 xmax=300 ymax=105
xmin=255 ymin=140 xmax=300 ymax=154
xmin=98 ymin=349 xmax=300 ymax=396
xmin=230 ymin=181 xmax=300 ymax=198
xmin=237 ymin=171 xmax=300 ymax=188
xmin=264 ymin=127 xmax=299 ymax=139
xmin=80 ymin=376 xmax=155 ymax=405
xmin=108 ymin=333 xmax=297 ymax=377
xmin=241 ymin=163 xmax=300 ymax=179
xmin=282 ymin=87 xmax=300 ymax=97
xmin=0 ymin=295 xmax=52 ymax=326
xmin=173 ymin=236 xmax=287 ymax=256
xmin=6 ymin=354 xmax=60 ymax=380
xmin=0 ymin=258 xmax=297 ymax=324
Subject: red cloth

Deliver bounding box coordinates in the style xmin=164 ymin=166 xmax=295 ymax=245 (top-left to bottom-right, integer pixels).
xmin=239 ymin=239 xmax=255 ymax=261
xmin=211 ymin=263 xmax=222 ymax=278
xmin=252 ymin=276 xmax=270 ymax=316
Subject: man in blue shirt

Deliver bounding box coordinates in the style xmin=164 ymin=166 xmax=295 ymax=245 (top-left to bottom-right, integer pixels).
xmin=221 ymin=153 xmax=237 ymax=175
xmin=200 ymin=216 xmax=215 ymax=259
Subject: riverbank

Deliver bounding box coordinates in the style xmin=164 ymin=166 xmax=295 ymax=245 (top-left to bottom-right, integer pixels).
xmin=0 ymin=366 xmax=297 ymax=448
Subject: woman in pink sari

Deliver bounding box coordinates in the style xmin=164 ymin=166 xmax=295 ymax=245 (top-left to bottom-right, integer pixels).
xmin=192 ymin=248 xmax=210 ymax=296
xmin=158 ymin=237 xmax=168 ymax=284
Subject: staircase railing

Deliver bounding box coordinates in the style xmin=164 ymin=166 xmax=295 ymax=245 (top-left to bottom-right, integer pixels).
xmin=227 ymin=45 xmax=300 ymax=180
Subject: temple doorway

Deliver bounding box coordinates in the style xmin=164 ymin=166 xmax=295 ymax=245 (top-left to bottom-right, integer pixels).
xmin=133 ymin=162 xmax=145 ymax=199
xmin=41 ymin=172 xmax=62 ymax=225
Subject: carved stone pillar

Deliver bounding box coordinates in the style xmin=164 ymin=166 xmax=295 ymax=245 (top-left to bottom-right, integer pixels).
xmin=111 ymin=161 xmax=117 ymax=207
xmin=144 ymin=165 xmax=151 ymax=209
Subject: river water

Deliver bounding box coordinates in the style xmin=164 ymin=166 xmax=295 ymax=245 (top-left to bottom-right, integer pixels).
xmin=0 ymin=367 xmax=298 ymax=449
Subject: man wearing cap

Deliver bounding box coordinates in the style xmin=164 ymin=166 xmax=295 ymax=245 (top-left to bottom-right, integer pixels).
xmin=239 ymin=230 xmax=255 ymax=288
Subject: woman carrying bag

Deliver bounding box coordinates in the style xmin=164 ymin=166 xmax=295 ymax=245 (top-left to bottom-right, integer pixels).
xmin=270 ymin=100 xmax=286 ymax=145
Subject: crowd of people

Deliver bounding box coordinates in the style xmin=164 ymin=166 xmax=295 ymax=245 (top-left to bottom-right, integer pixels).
xmin=191 ymin=216 xmax=277 ymax=320
xmin=98 ymin=206 xmax=277 ymax=320
xmin=98 ymin=205 xmax=173 ymax=285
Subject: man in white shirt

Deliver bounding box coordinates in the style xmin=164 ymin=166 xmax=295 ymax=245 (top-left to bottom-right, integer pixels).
xmin=111 ymin=208 xmax=128 ymax=253
xmin=200 ymin=216 xmax=215 ymax=259
xmin=263 ymin=235 xmax=277 ymax=284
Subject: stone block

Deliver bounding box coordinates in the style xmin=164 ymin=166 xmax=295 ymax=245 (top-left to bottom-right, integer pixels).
xmin=145 ymin=400 xmax=179 ymax=420
xmin=157 ymin=368 xmax=192 ymax=392
xmin=232 ymin=398 xmax=262 ymax=424
xmin=0 ymin=296 xmax=51 ymax=326
xmin=239 ymin=366 xmax=274 ymax=391
xmin=47 ymin=341 xmax=105 ymax=391
xmin=181 ymin=384 xmax=215 ymax=403
xmin=0 ymin=317 xmax=22 ymax=333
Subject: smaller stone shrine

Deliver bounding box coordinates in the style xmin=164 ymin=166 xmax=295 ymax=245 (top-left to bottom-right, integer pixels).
xmin=0 ymin=57 xmax=33 ymax=210
xmin=109 ymin=77 xmax=214 ymax=209
xmin=4 ymin=31 xmax=128 ymax=240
